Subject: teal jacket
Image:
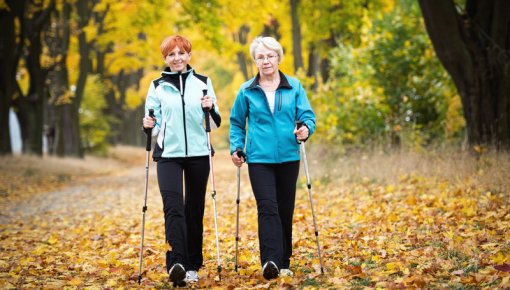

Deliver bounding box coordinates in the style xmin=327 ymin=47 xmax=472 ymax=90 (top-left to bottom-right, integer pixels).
xmin=145 ymin=66 xmax=220 ymax=159
xmin=229 ymin=71 xmax=316 ymax=163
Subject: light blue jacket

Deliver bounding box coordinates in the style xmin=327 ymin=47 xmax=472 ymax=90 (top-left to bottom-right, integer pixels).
xmin=145 ymin=67 xmax=220 ymax=158
xmin=229 ymin=71 xmax=316 ymax=163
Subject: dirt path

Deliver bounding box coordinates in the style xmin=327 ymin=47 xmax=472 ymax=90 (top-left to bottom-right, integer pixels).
xmin=2 ymin=148 xmax=508 ymax=289
xmin=0 ymin=150 xmax=262 ymax=288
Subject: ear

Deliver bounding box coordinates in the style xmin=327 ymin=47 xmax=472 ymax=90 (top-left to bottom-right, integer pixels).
xmin=188 ymin=52 xmax=192 ymax=59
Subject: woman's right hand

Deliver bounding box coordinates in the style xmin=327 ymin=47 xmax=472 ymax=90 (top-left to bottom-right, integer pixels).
xmin=143 ymin=116 xmax=156 ymax=129
xmin=231 ymin=151 xmax=245 ymax=167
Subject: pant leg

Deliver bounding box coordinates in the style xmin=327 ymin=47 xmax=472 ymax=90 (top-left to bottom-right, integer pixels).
xmin=275 ymin=161 xmax=300 ymax=269
xmin=248 ymin=163 xmax=283 ymax=268
xmin=183 ymin=156 xmax=209 ymax=271
xmin=157 ymin=159 xmax=188 ymax=271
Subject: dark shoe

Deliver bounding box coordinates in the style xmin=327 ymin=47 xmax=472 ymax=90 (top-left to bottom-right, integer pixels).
xmin=262 ymin=261 xmax=279 ymax=280
xmin=168 ymin=263 xmax=186 ymax=283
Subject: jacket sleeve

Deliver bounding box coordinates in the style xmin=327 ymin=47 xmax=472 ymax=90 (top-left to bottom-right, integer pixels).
xmin=295 ymin=81 xmax=316 ymax=137
xmin=144 ymin=81 xmax=161 ymax=137
xmin=229 ymin=88 xmax=248 ymax=155
xmin=207 ymin=78 xmax=221 ymax=129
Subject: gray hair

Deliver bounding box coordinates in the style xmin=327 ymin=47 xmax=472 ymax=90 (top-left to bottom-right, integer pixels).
xmin=249 ymin=36 xmax=283 ymax=64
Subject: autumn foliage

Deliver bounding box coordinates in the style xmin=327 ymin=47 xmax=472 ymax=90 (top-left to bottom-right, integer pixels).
xmin=1 ymin=146 xmax=509 ymax=289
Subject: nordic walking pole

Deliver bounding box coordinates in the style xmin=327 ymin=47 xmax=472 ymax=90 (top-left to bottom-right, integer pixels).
xmin=296 ymin=120 xmax=324 ymax=274
xmin=234 ymin=148 xmax=245 ymax=272
xmin=203 ymin=89 xmax=222 ymax=281
xmin=138 ymin=109 xmax=155 ymax=284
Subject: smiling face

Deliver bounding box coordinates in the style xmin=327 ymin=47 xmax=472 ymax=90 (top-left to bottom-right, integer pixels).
xmin=164 ymin=46 xmax=191 ymax=72
xmin=160 ymin=35 xmax=192 ymax=72
xmin=254 ymin=46 xmax=279 ymax=77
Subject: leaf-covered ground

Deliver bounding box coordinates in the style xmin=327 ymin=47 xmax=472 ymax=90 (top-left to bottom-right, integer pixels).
xmin=1 ymin=147 xmax=509 ymax=289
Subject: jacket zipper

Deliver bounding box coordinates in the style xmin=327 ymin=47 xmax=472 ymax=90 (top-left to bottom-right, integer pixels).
xmin=179 ymin=73 xmax=188 ymax=156
xmin=258 ymin=86 xmax=279 ymax=161
xmin=278 ymin=91 xmax=282 ymax=111
xmin=162 ymin=121 xmax=167 ymax=150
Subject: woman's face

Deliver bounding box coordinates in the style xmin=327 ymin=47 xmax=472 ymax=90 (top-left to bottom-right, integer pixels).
xmin=164 ymin=46 xmax=191 ymax=72
xmin=254 ymin=46 xmax=279 ymax=77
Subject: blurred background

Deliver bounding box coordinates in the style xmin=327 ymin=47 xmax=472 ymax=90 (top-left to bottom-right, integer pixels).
xmin=1 ymin=0 xmax=509 ymax=157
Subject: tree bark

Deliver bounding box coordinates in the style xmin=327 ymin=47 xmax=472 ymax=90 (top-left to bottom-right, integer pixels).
xmin=307 ymin=42 xmax=319 ymax=90
xmin=14 ymin=0 xmax=55 ymax=156
xmin=0 ymin=0 xmax=26 ymax=155
xmin=234 ymin=25 xmax=251 ymax=81
xmin=46 ymin=0 xmax=81 ymax=157
xmin=52 ymin=0 xmax=97 ymax=157
xmin=418 ymin=0 xmax=510 ymax=148
xmin=290 ymin=0 xmax=304 ymax=72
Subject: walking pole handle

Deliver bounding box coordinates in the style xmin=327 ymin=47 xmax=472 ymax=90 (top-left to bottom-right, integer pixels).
xmin=146 ymin=109 xmax=155 ymax=151
xmin=295 ymin=120 xmax=304 ymax=144
xmin=202 ymin=90 xmax=211 ymax=132
xmin=235 ymin=147 xmax=245 ymax=159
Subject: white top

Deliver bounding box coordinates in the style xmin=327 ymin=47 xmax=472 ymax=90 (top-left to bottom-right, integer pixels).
xmin=264 ymin=90 xmax=276 ymax=114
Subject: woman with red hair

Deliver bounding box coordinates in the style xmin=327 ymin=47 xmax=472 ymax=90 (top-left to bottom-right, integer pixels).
xmin=142 ymin=34 xmax=221 ymax=285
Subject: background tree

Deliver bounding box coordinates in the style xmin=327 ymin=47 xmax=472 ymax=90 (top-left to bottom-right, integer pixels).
xmin=4 ymin=0 xmax=489 ymax=157
xmin=14 ymin=0 xmax=55 ymax=156
xmin=312 ymin=0 xmax=461 ymax=149
xmin=0 ymin=0 xmax=25 ymax=155
xmin=418 ymin=0 xmax=510 ymax=148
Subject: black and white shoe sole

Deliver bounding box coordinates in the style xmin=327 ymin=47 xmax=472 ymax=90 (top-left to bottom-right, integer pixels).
xmin=262 ymin=261 xmax=279 ymax=280
xmin=169 ymin=263 xmax=186 ymax=283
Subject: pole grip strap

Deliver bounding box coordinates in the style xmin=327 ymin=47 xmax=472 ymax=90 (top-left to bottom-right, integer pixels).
xmin=202 ymin=90 xmax=211 ymax=132
xmin=146 ymin=109 xmax=155 ymax=151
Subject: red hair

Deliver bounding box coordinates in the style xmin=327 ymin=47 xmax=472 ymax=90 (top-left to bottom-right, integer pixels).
xmin=160 ymin=35 xmax=192 ymax=57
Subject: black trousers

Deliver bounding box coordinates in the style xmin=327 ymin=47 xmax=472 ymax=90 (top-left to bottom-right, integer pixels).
xmin=248 ymin=161 xmax=300 ymax=269
xmin=157 ymin=156 xmax=209 ymax=272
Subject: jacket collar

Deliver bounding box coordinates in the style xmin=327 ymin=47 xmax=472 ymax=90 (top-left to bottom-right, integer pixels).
xmin=247 ymin=70 xmax=292 ymax=90
xmin=159 ymin=65 xmax=193 ymax=91
xmin=161 ymin=64 xmax=193 ymax=76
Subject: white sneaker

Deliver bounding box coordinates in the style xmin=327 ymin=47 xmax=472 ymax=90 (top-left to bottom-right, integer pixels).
xmin=280 ymin=269 xmax=294 ymax=277
xmin=185 ymin=270 xmax=199 ymax=283
xmin=262 ymin=261 xmax=279 ymax=280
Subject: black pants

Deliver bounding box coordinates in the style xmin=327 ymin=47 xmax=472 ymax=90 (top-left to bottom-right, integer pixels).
xmin=157 ymin=156 xmax=209 ymax=272
xmin=248 ymin=161 xmax=300 ymax=269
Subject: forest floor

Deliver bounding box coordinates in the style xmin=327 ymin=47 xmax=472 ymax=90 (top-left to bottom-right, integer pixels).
xmin=0 ymin=145 xmax=509 ymax=289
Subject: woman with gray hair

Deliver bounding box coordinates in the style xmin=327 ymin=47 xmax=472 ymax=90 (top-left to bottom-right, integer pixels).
xmin=229 ymin=36 xmax=316 ymax=280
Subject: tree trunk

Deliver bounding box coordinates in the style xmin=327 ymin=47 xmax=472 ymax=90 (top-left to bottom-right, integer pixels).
xmin=262 ymin=16 xmax=281 ymax=40
xmin=290 ymin=0 xmax=304 ymax=72
xmin=52 ymin=0 xmax=96 ymax=157
xmin=307 ymin=42 xmax=319 ymax=90
xmin=234 ymin=25 xmax=250 ymax=80
xmin=13 ymin=0 xmax=54 ymax=156
xmin=418 ymin=0 xmax=510 ymax=148
xmin=46 ymin=0 xmax=81 ymax=157
xmin=0 ymin=0 xmax=26 ymax=155
xmin=119 ymin=105 xmax=144 ymax=146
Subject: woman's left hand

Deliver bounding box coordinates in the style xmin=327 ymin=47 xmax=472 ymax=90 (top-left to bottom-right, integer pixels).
xmin=293 ymin=125 xmax=309 ymax=141
xmin=201 ymin=95 xmax=213 ymax=111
